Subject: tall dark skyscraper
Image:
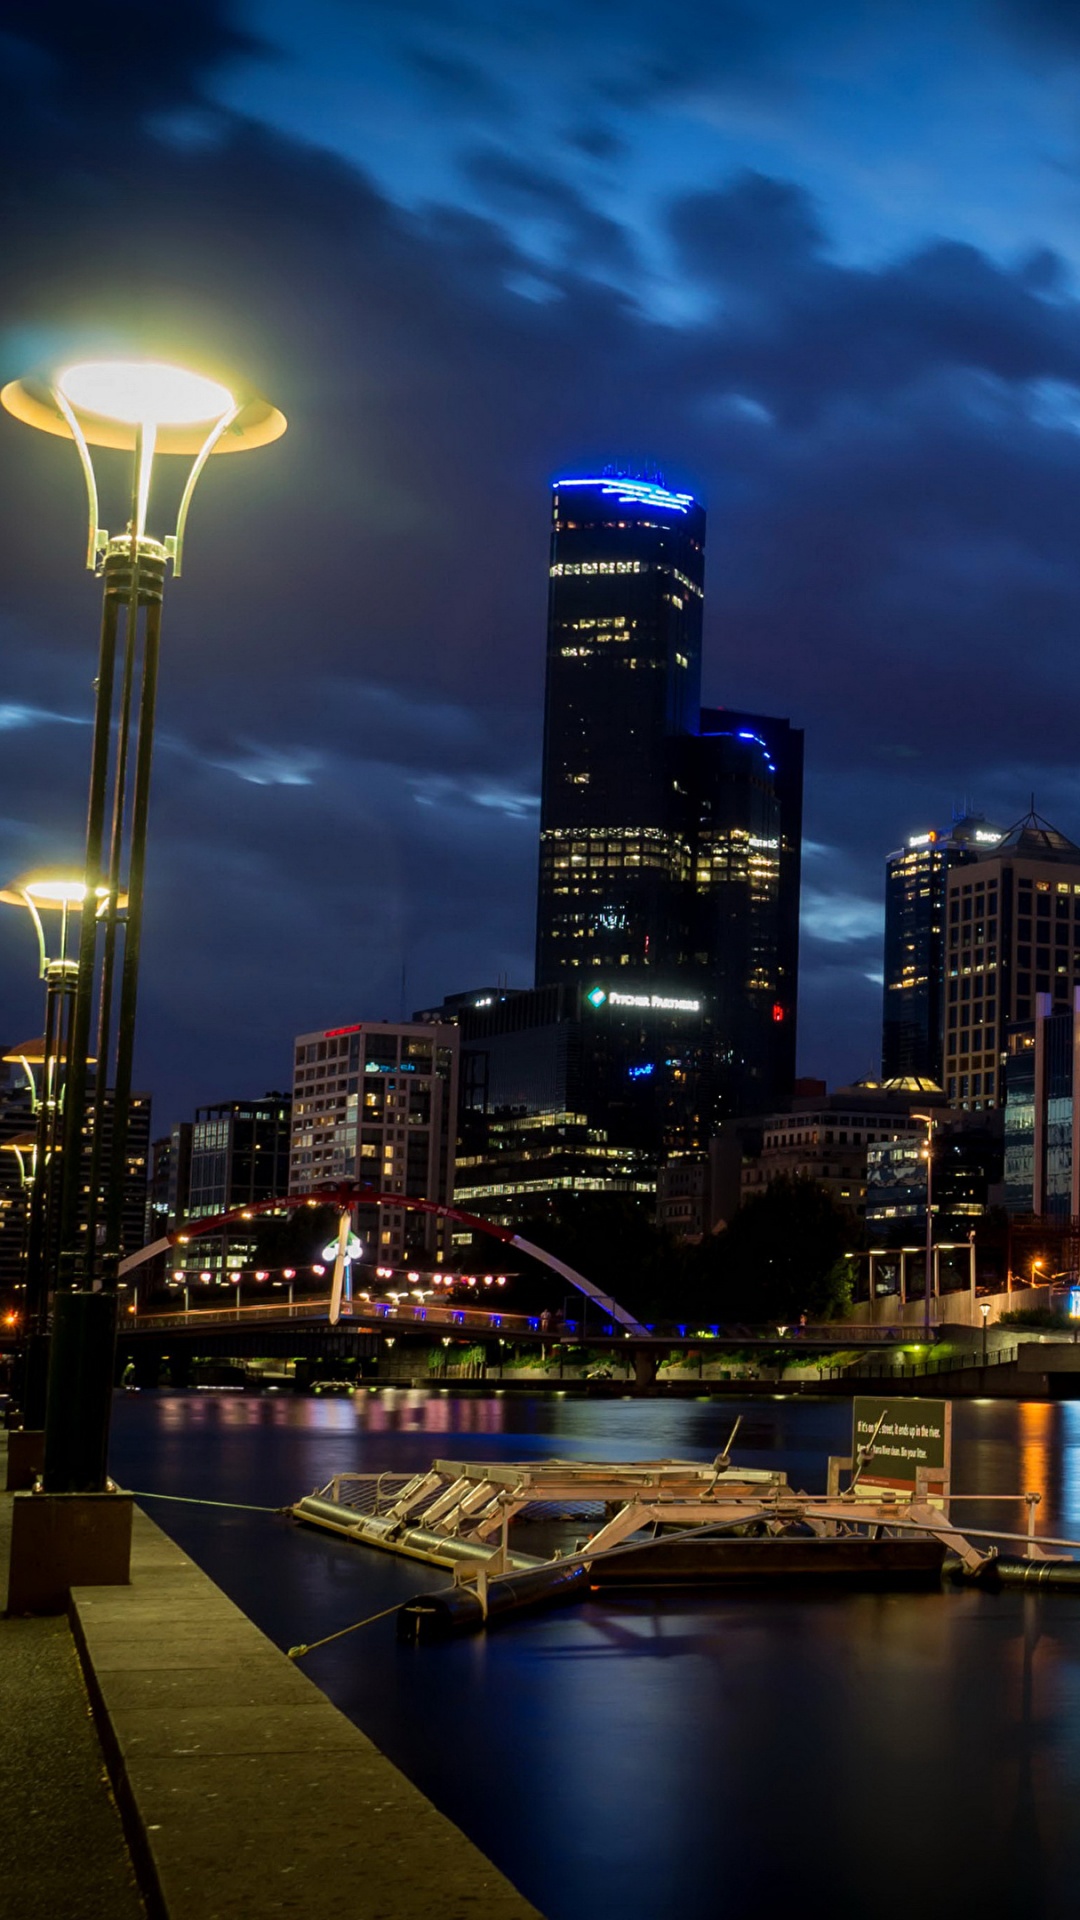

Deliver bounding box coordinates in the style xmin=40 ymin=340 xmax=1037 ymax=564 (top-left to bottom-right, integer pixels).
xmin=882 ymin=812 xmax=1003 ymax=1085
xmin=535 ymin=471 xmax=802 ymax=1120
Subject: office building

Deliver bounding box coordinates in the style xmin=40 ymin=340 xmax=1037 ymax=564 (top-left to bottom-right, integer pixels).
xmin=167 ymin=1097 xmax=291 ymax=1289
xmin=739 ymin=1079 xmax=942 ymax=1219
xmin=186 ymin=1096 xmax=292 ymax=1221
xmin=866 ymin=1114 xmax=1002 ymax=1247
xmin=1003 ymin=989 xmax=1080 ymax=1218
xmin=944 ymin=810 xmax=1080 ymax=1109
xmin=421 ymin=979 xmax=722 ymax=1228
xmin=0 ymin=1055 xmax=34 ymax=1305
xmin=882 ymin=812 xmax=1003 ymax=1083
xmin=145 ymin=1121 xmax=193 ymax=1241
xmin=290 ymin=1020 xmax=458 ymax=1267
xmin=0 ymin=1062 xmax=149 ymax=1302
xmin=535 ymin=472 xmax=802 ymax=1118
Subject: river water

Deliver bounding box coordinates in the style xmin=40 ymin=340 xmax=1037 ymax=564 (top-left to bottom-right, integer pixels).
xmin=109 ymin=1390 xmax=1080 ymax=1920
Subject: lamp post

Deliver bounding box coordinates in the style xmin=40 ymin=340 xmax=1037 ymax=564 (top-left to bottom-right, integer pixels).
xmin=912 ymin=1112 xmax=936 ymax=1339
xmin=1 ymin=358 xmax=285 ymax=1492
xmin=980 ymin=1299 xmax=990 ymax=1369
xmin=0 ymin=874 xmax=101 ymax=1425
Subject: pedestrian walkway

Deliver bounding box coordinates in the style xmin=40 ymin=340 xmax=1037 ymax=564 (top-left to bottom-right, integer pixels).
xmin=0 ymin=1435 xmax=144 ymax=1920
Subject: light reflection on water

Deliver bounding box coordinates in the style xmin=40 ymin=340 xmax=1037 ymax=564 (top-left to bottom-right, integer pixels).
xmin=110 ymin=1391 xmax=1080 ymax=1920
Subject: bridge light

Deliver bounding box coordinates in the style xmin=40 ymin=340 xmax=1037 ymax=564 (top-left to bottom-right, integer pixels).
xmin=283 ymin=1268 xmax=295 ymax=1279
xmin=172 ymin=1269 xmax=184 ymax=1281
xmin=496 ymin=1276 xmax=506 ymax=1286
xmin=311 ymin=1262 xmax=325 ymax=1276
xmin=255 ymin=1269 xmax=269 ymax=1281
xmin=200 ymin=1271 xmax=211 ymax=1282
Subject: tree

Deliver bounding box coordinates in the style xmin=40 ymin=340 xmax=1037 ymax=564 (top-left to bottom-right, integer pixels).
xmin=685 ymin=1175 xmax=860 ymax=1325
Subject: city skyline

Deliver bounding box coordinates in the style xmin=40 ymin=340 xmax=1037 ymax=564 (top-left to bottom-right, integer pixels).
xmin=4 ymin=4 xmax=1080 ymax=1126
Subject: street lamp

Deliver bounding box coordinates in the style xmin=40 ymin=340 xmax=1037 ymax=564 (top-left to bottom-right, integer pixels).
xmin=980 ymin=1299 xmax=990 ymax=1368
xmin=2 ymin=356 xmax=285 ymax=1493
xmin=0 ymin=873 xmax=104 ymax=1424
xmin=912 ymin=1112 xmax=936 ymax=1339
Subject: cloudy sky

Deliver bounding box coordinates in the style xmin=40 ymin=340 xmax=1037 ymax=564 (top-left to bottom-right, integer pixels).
xmin=3 ymin=0 xmax=1080 ymax=1129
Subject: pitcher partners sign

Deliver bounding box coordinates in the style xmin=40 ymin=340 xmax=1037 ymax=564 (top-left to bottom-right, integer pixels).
xmin=852 ymin=1397 xmax=952 ymax=1497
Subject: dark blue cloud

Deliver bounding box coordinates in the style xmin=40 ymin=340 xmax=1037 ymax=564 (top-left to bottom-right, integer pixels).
xmin=5 ymin=2 xmax=1080 ymax=1125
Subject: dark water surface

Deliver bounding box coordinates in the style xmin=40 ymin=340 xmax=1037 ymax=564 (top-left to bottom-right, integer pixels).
xmin=110 ymin=1391 xmax=1080 ymax=1920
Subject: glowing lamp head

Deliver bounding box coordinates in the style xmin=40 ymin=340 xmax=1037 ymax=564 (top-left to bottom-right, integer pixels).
xmin=57 ymin=360 xmax=234 ymax=430
xmin=23 ymin=877 xmax=87 ymax=905
xmin=2 ymin=357 xmax=286 ymax=456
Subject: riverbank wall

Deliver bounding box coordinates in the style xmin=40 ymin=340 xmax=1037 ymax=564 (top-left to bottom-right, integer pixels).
xmin=2 ymin=1430 xmax=542 ymax=1920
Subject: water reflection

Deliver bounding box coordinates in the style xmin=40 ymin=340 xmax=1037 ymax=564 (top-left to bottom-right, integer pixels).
xmin=109 ymin=1391 xmax=1080 ymax=1920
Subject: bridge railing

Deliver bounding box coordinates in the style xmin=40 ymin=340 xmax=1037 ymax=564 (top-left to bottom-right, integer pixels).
xmin=127 ymin=1297 xmax=566 ymax=1336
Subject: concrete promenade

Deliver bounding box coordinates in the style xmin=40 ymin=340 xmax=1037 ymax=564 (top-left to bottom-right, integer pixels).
xmin=2 ymin=1432 xmax=542 ymax=1920
xmin=0 ymin=1436 xmax=144 ymax=1920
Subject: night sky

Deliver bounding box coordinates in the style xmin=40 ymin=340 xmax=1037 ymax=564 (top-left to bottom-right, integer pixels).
xmin=3 ymin=0 xmax=1080 ymax=1134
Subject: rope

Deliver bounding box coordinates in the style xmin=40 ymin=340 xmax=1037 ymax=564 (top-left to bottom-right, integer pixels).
xmin=288 ymin=1602 xmax=403 ymax=1659
xmin=127 ymin=1490 xmax=286 ymax=1514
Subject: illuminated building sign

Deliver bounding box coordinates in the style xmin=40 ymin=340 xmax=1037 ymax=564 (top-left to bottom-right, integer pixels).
xmin=587 ymin=987 xmax=702 ymax=1015
xmin=555 ymin=476 xmax=696 ymax=516
xmin=325 ymin=1024 xmax=363 ymax=1037
xmin=974 ymin=830 xmax=1002 ymax=845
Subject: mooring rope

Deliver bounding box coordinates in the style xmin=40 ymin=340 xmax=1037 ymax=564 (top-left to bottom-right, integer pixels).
xmin=288 ymin=1602 xmax=404 ymax=1659
xmin=126 ymin=1490 xmax=286 ymax=1514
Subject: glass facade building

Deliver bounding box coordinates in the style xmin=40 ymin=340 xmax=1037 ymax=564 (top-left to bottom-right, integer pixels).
xmin=1004 ymin=991 xmax=1080 ymax=1218
xmin=535 ymin=473 xmax=802 ymax=1118
xmin=882 ymin=813 xmax=1001 ymax=1083
xmin=187 ymin=1096 xmax=292 ymax=1220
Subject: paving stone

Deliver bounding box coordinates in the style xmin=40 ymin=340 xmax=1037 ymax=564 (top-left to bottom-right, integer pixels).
xmin=109 ymin=1702 xmax=366 ymax=1760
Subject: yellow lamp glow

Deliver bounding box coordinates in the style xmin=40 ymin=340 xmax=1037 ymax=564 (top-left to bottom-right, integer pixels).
xmin=57 ymin=360 xmax=234 ymax=429
xmin=1 ymin=360 xmax=285 ymax=457
xmin=22 ymin=878 xmax=88 ymax=906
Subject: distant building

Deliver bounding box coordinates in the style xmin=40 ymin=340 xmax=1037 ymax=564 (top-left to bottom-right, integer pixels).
xmin=146 ymin=1121 xmax=193 ymax=1241
xmin=655 ymin=1155 xmax=714 ymax=1242
xmin=290 ymin=1022 xmax=458 ymax=1268
xmin=866 ymin=1113 xmax=1003 ymax=1248
xmin=1003 ymin=989 xmax=1080 ymax=1218
xmin=0 ymin=1055 xmax=34 ymax=1305
xmin=186 ymin=1095 xmax=292 ymax=1221
xmin=882 ymin=812 xmax=1002 ymax=1084
xmin=944 ymin=809 xmax=1080 ymax=1110
xmin=535 ymin=471 xmax=802 ymax=1118
xmin=420 ymin=980 xmax=724 ymax=1229
xmin=739 ymin=1078 xmax=945 ymax=1218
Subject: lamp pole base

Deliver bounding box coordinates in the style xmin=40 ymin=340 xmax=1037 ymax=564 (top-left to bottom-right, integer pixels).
xmin=6 ymin=1490 xmax=133 ymax=1615
xmin=4 ymin=1428 xmax=45 ymax=1491
xmin=42 ymin=1290 xmax=119 ymax=1493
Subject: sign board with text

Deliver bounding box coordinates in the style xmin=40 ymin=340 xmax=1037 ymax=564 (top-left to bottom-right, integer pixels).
xmin=852 ymin=1397 xmax=952 ymax=1496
